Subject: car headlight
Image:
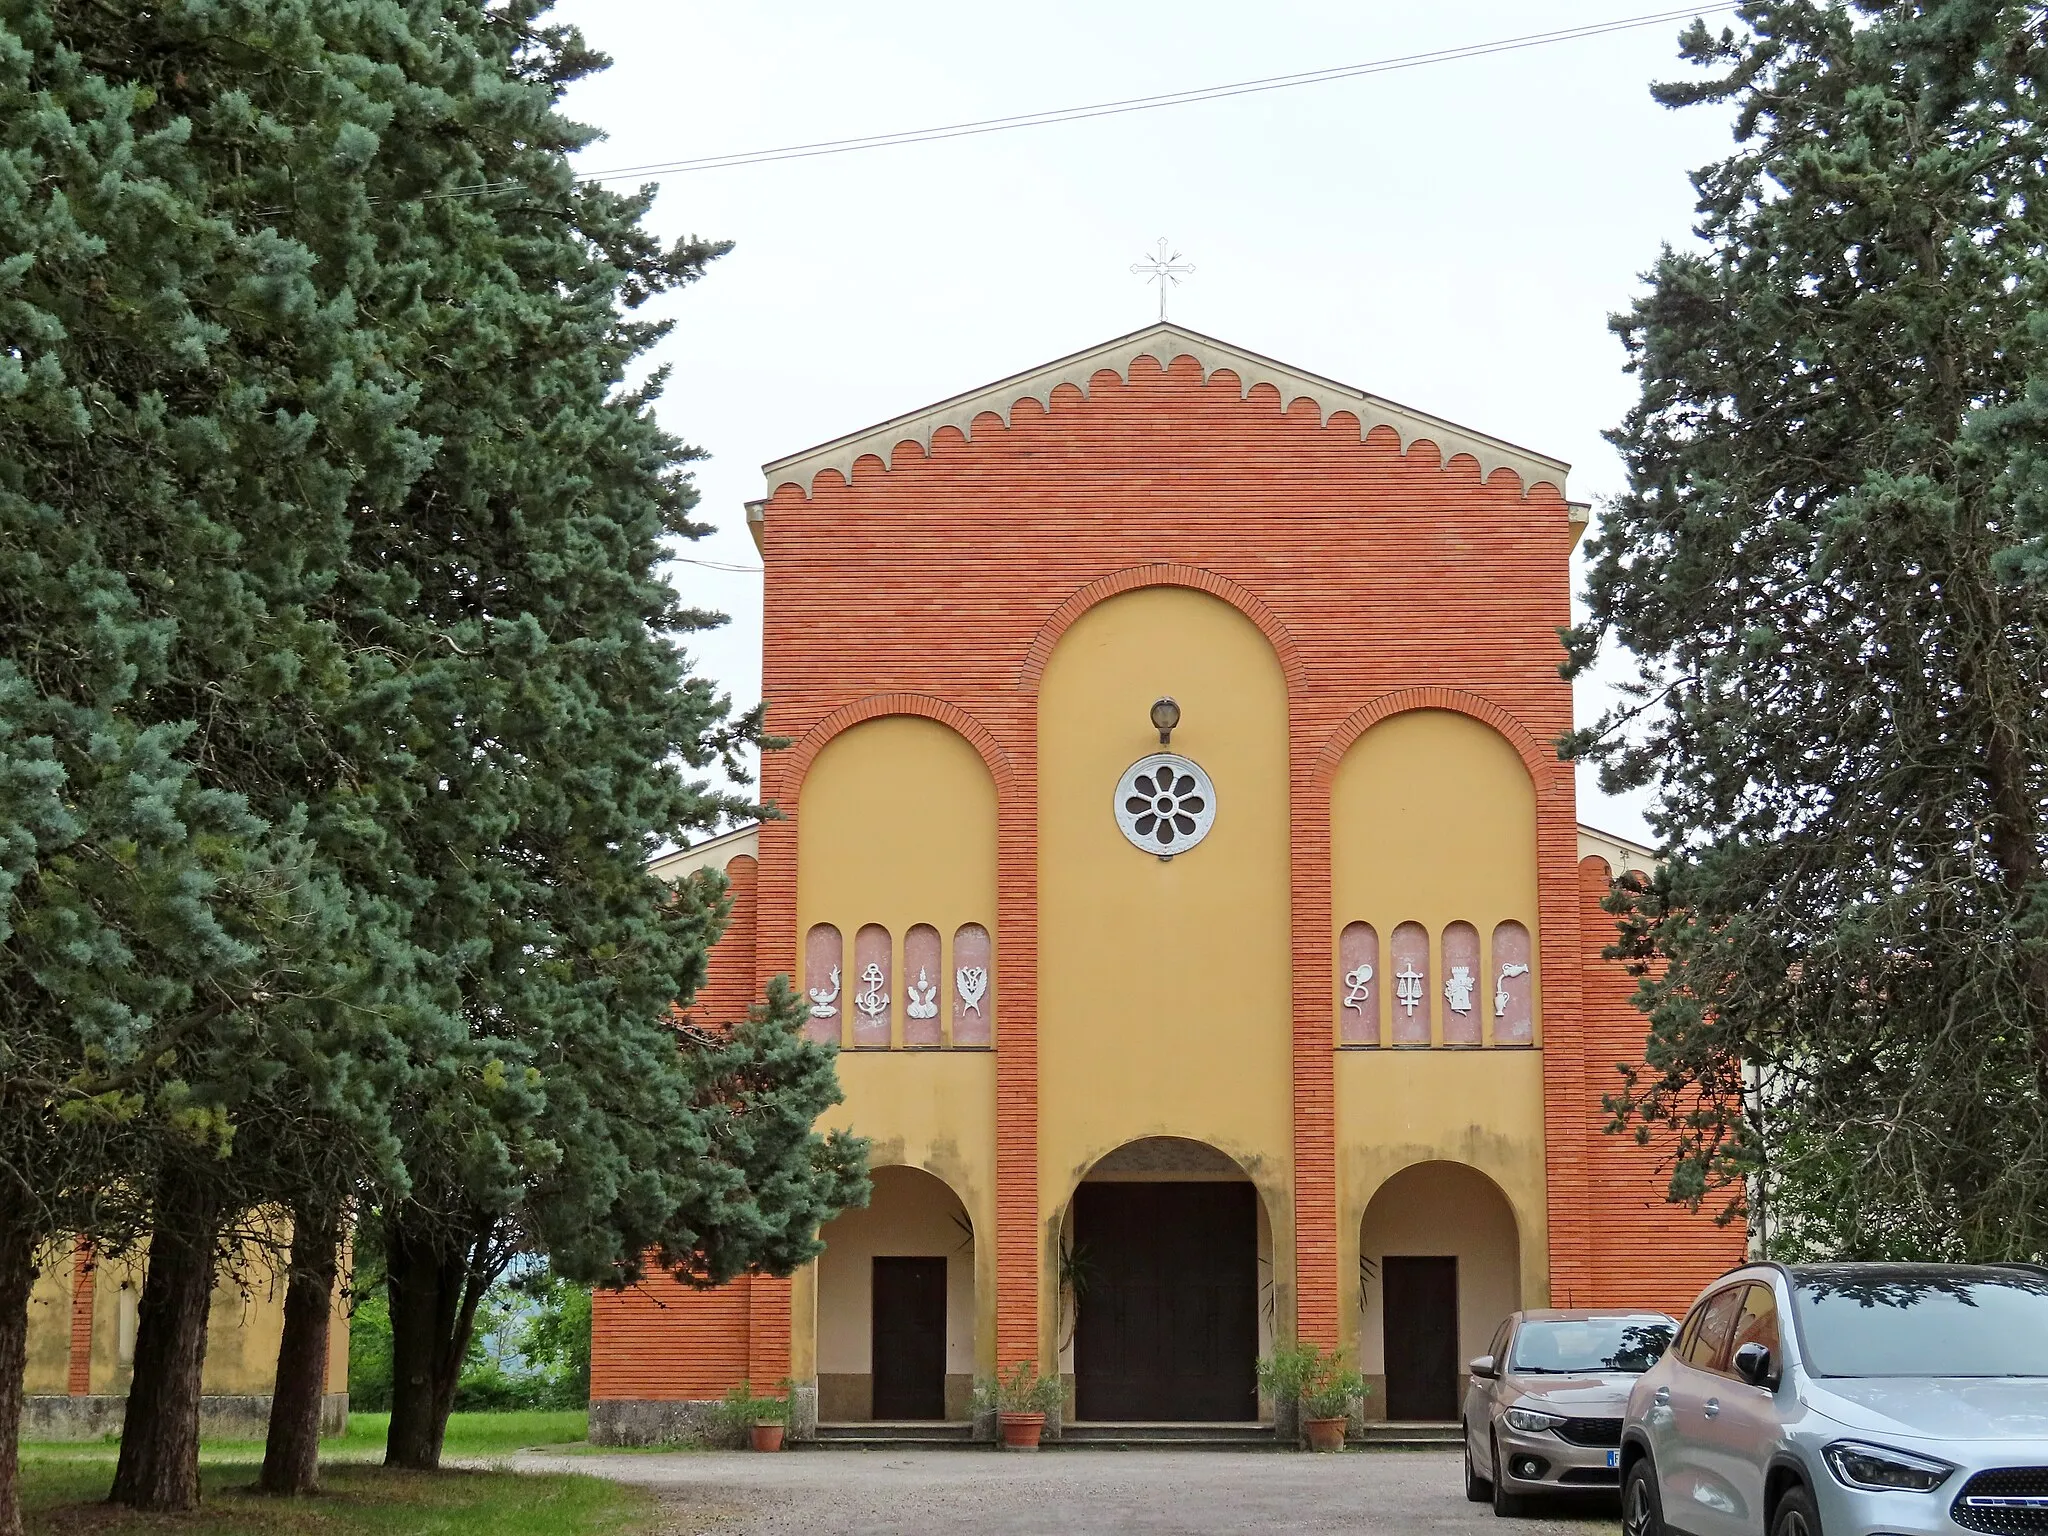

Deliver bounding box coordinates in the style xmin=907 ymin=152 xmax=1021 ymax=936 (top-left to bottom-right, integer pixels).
xmin=1821 ymin=1441 xmax=1955 ymax=1493
xmin=1503 ymin=1406 xmax=1566 ymax=1434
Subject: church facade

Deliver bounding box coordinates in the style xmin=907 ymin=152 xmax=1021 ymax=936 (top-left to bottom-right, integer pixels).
xmin=589 ymin=324 xmax=1741 ymax=1438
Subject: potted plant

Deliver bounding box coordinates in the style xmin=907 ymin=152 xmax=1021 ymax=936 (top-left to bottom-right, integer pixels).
xmin=1258 ymin=1342 xmax=1369 ymax=1451
xmin=720 ymin=1379 xmax=791 ymax=1451
xmin=973 ymin=1360 xmax=1067 ymax=1450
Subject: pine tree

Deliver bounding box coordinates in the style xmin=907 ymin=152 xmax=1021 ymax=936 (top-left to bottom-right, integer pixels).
xmin=1566 ymin=0 xmax=2048 ymax=1259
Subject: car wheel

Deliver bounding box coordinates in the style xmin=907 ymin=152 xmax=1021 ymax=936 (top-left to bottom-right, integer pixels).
xmin=1491 ymin=1435 xmax=1527 ymax=1518
xmin=1770 ymin=1484 xmax=1822 ymax=1536
xmin=1464 ymin=1426 xmax=1492 ymax=1502
xmin=1621 ymin=1458 xmax=1665 ymax=1536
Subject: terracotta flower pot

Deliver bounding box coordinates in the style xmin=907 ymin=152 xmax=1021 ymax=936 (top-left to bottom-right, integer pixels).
xmin=1303 ymin=1416 xmax=1347 ymax=1452
xmin=999 ymin=1411 xmax=1046 ymax=1451
xmin=750 ymin=1422 xmax=785 ymax=1452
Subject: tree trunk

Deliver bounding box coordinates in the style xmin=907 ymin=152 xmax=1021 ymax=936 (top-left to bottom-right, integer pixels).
xmin=383 ymin=1216 xmax=487 ymax=1471
xmin=257 ymin=1202 xmax=340 ymax=1496
xmin=109 ymin=1172 xmax=222 ymax=1512
xmin=0 ymin=1196 xmax=39 ymax=1536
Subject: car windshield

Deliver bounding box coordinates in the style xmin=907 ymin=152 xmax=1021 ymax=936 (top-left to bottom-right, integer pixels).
xmin=1793 ymin=1268 xmax=2048 ymax=1377
xmin=1510 ymin=1318 xmax=1675 ymax=1374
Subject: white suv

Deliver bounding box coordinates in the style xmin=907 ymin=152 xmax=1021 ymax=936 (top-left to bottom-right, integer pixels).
xmin=1620 ymin=1261 xmax=2048 ymax=1536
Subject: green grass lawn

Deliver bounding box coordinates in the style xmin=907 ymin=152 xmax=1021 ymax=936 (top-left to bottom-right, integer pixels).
xmin=18 ymin=1412 xmax=653 ymax=1535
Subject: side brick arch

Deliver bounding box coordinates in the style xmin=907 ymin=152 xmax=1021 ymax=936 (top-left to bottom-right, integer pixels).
xmin=779 ymin=691 xmax=1015 ymax=804
xmin=1313 ymin=685 xmax=1552 ymax=790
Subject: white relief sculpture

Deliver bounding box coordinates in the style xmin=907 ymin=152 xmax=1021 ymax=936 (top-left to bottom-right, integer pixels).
xmin=1342 ymin=963 xmax=1374 ymax=1014
xmin=906 ymin=968 xmax=939 ymax=1020
xmin=1394 ymin=963 xmax=1424 ymax=1017
xmin=807 ymin=965 xmax=841 ymax=1019
xmin=957 ymin=966 xmax=989 ymax=1015
xmin=1494 ymin=963 xmax=1531 ymax=1018
xmin=854 ymin=961 xmax=889 ymax=1021
xmin=1444 ymin=965 xmax=1477 ymax=1015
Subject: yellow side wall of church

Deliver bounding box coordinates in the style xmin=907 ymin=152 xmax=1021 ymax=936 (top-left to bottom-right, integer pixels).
xmin=1037 ymin=588 xmax=1296 ymax=1359
xmin=795 ymin=717 xmax=1001 ymax=1386
xmin=1329 ymin=709 xmax=1551 ymax=1368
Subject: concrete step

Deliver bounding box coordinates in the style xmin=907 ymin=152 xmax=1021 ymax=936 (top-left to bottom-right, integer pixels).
xmin=1059 ymin=1421 xmax=1278 ymax=1450
xmin=1357 ymin=1420 xmax=1463 ymax=1448
xmin=812 ymin=1421 xmax=978 ymax=1450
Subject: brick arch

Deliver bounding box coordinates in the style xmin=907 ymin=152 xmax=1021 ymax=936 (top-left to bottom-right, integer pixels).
xmin=1015 ymin=563 xmax=1307 ymax=694
xmin=1314 ymin=686 xmax=1551 ymax=788
xmin=779 ymin=691 xmax=1014 ymax=803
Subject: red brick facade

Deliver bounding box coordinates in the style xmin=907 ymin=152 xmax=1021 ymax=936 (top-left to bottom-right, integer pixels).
xmin=589 ymin=329 xmax=1743 ymax=1408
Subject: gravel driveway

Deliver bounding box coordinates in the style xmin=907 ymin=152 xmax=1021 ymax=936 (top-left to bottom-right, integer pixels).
xmin=518 ymin=1446 xmax=1624 ymax=1535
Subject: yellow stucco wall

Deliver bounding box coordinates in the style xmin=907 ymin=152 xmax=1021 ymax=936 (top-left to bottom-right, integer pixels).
xmin=795 ymin=717 xmax=1000 ymax=1387
xmin=1330 ymin=708 xmax=1550 ymax=1375
xmin=1037 ymin=587 xmax=1295 ymax=1361
xmin=24 ymin=1245 xmax=71 ymax=1394
xmin=27 ymin=1225 xmax=350 ymax=1398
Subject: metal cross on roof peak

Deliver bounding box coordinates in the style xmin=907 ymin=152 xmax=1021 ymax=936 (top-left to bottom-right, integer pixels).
xmin=1130 ymin=237 xmax=1194 ymax=323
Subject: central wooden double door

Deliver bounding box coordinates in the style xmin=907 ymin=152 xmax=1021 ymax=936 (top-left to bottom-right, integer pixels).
xmin=1072 ymin=1181 xmax=1258 ymax=1422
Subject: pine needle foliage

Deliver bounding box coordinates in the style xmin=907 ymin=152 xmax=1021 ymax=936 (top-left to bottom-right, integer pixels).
xmin=1565 ymin=1 xmax=2048 ymax=1261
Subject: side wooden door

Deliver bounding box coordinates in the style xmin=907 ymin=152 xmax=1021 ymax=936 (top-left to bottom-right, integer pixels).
xmin=871 ymin=1256 xmax=948 ymax=1420
xmin=1382 ymin=1255 xmax=1460 ymax=1420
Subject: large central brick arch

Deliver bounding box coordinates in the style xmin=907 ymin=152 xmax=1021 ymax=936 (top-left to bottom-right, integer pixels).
xmin=1014 ymin=562 xmax=1307 ymax=696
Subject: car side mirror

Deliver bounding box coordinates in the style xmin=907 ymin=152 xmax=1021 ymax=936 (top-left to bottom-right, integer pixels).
xmin=1469 ymin=1355 xmax=1498 ymax=1380
xmin=1732 ymin=1342 xmax=1777 ymax=1389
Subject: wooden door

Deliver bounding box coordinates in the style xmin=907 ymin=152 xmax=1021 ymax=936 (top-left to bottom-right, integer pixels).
xmin=1383 ymin=1255 xmax=1460 ymax=1420
xmin=871 ymin=1256 xmax=948 ymax=1420
xmin=1073 ymin=1181 xmax=1258 ymax=1422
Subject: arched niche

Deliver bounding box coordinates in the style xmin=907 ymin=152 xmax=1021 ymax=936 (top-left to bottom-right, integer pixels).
xmin=815 ymin=1165 xmax=976 ymax=1423
xmin=1357 ymin=1161 xmax=1520 ymax=1420
xmin=797 ymin=716 xmax=998 ymax=1050
xmin=1037 ymin=587 xmax=1294 ymax=1286
xmin=1330 ymin=709 xmax=1541 ymax=1047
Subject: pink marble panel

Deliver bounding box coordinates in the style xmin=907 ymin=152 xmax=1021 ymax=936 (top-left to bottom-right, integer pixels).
xmin=1491 ymin=921 xmax=1534 ymax=1046
xmin=1337 ymin=921 xmax=1379 ymax=1046
xmin=1389 ymin=922 xmax=1431 ymax=1046
xmin=803 ymin=924 xmax=842 ymax=1045
xmin=903 ymin=925 xmax=942 ymax=1047
xmin=851 ymin=923 xmax=892 ymax=1048
xmin=952 ymin=923 xmax=993 ymax=1047
xmin=1441 ymin=922 xmax=1482 ymax=1045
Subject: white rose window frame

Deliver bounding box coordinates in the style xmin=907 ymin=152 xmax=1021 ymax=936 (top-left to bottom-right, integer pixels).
xmin=1113 ymin=753 xmax=1217 ymax=858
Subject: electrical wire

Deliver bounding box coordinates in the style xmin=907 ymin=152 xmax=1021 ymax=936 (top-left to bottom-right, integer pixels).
xmin=575 ymin=4 xmax=1739 ymax=183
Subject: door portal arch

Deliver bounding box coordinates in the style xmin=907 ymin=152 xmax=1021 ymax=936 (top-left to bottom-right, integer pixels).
xmin=1060 ymin=1137 xmax=1269 ymax=1423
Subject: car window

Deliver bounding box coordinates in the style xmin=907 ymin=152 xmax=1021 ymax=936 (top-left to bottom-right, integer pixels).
xmin=1681 ymin=1286 xmax=1744 ymax=1373
xmin=1510 ymin=1317 xmax=1675 ymax=1374
xmin=1488 ymin=1321 xmax=1511 ymax=1364
xmin=1792 ymin=1268 xmax=2048 ymax=1377
xmin=1730 ymin=1283 xmax=1780 ymax=1362
xmin=1673 ymin=1304 xmax=1705 ymax=1361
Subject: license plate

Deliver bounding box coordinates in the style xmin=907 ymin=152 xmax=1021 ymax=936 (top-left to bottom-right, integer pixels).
xmin=1606 ymin=1451 xmax=1621 ymax=1468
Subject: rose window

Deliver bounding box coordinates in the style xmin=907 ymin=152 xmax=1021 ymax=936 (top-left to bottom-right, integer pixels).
xmin=1113 ymin=753 xmax=1217 ymax=856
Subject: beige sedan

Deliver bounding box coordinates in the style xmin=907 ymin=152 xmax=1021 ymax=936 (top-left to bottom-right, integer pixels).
xmin=1462 ymin=1308 xmax=1677 ymax=1517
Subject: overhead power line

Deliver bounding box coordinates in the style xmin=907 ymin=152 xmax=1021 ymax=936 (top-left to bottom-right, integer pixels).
xmin=577 ymin=4 xmax=1739 ymax=184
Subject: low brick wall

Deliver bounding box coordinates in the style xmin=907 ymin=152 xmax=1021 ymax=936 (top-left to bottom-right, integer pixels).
xmin=24 ymin=1392 xmax=348 ymax=1442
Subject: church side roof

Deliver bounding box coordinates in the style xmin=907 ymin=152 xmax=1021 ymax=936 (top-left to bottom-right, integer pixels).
xmin=749 ymin=323 xmax=1584 ymax=535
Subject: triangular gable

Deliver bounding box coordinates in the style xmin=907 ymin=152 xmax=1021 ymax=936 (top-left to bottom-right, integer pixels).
xmin=749 ymin=323 xmax=1585 ymax=540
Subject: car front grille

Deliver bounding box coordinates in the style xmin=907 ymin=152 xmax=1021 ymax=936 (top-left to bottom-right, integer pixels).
xmin=1554 ymin=1417 xmax=1623 ymax=1448
xmin=1953 ymin=1467 xmax=2048 ymax=1535
xmin=1559 ymin=1467 xmax=1621 ymax=1486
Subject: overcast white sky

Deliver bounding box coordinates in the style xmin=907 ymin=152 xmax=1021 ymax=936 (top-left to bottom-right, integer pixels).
xmin=556 ymin=0 xmax=1741 ymax=846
